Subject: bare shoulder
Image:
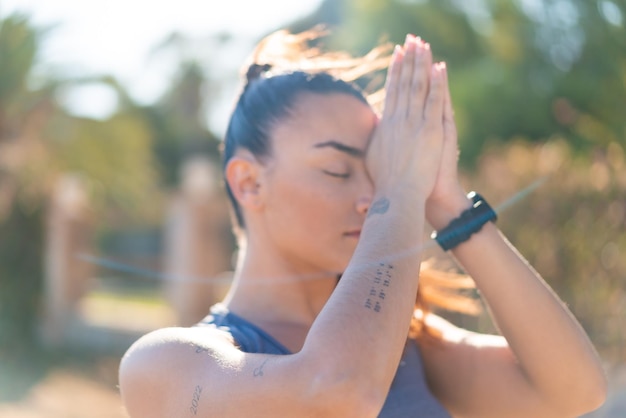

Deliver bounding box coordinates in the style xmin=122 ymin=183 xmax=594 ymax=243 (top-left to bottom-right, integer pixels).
xmin=119 ymin=326 xmax=245 ymax=418
xmin=122 ymin=326 xmax=239 ymax=364
xmin=120 ymin=326 xmax=244 ymax=385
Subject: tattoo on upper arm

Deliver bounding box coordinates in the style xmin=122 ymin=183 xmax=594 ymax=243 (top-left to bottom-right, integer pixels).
xmin=253 ymin=359 xmax=268 ymax=377
xmin=367 ymin=197 xmax=390 ymax=218
xmin=364 ymin=262 xmax=394 ymax=313
xmin=189 ymin=385 xmax=203 ymax=415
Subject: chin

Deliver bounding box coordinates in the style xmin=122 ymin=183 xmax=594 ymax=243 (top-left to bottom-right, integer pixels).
xmin=311 ymin=245 xmax=355 ymax=277
xmin=328 ymin=257 xmax=352 ymax=277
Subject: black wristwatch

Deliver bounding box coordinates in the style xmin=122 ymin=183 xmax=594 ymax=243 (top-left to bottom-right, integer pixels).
xmin=431 ymin=192 xmax=497 ymax=251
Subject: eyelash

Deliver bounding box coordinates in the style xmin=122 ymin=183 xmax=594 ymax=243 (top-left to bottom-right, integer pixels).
xmin=323 ymin=170 xmax=350 ymax=179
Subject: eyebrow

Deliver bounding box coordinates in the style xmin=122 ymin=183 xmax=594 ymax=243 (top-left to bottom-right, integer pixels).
xmin=313 ymin=140 xmax=365 ymax=158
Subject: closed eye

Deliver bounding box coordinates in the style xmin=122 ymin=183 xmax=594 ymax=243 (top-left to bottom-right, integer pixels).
xmin=323 ymin=170 xmax=350 ymax=179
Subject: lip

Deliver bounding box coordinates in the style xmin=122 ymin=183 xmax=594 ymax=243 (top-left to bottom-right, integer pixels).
xmin=344 ymin=230 xmax=361 ymax=238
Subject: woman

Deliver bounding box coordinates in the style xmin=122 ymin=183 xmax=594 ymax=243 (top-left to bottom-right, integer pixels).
xmin=119 ymin=31 xmax=607 ymax=417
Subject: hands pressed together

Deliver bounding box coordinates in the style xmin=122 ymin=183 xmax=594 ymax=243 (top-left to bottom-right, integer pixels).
xmin=366 ymin=34 xmax=469 ymax=227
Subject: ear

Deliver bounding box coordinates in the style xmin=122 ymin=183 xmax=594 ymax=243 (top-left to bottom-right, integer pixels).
xmin=225 ymin=152 xmax=264 ymax=213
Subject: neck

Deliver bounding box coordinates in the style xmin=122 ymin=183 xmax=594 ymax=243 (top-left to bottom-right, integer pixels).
xmin=223 ymin=241 xmax=339 ymax=328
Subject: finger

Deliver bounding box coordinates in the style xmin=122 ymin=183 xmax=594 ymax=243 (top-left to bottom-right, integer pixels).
xmin=382 ymin=44 xmax=404 ymax=119
xmin=423 ymin=62 xmax=446 ymax=127
xmin=408 ymin=41 xmax=432 ymax=120
xmin=442 ymin=65 xmax=459 ymax=162
xmin=442 ymin=65 xmax=457 ymax=142
xmin=395 ymin=34 xmax=417 ymax=118
xmin=443 ymin=66 xmax=454 ymax=123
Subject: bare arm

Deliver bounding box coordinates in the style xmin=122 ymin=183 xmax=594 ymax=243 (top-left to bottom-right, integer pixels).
xmin=119 ymin=35 xmax=448 ymax=418
xmin=421 ymin=216 xmax=607 ymax=418
xmin=420 ymin=66 xmax=607 ymax=418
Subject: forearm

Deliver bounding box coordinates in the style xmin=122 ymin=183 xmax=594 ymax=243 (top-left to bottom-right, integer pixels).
xmin=433 ymin=194 xmax=607 ymax=405
xmin=303 ymin=193 xmax=425 ymax=397
xmin=296 ymin=35 xmax=446 ymax=409
xmin=455 ymin=225 xmax=606 ymax=400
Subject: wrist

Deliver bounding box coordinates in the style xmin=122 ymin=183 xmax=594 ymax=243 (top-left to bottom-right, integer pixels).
xmin=426 ymin=189 xmax=473 ymax=230
xmin=375 ymin=182 xmax=429 ymax=208
xmin=361 ymin=191 xmax=427 ymax=250
xmin=431 ymin=192 xmax=497 ymax=251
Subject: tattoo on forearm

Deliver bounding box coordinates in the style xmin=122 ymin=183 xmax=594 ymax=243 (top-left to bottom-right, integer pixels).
xmin=364 ymin=262 xmax=394 ymax=313
xmin=189 ymin=385 xmax=203 ymax=415
xmin=253 ymin=359 xmax=268 ymax=377
xmin=367 ymin=197 xmax=390 ymax=218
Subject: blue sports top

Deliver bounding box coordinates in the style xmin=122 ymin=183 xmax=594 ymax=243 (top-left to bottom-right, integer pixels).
xmin=198 ymin=304 xmax=451 ymax=418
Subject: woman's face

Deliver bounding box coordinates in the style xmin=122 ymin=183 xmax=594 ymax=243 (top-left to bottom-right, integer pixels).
xmin=258 ymin=92 xmax=378 ymax=274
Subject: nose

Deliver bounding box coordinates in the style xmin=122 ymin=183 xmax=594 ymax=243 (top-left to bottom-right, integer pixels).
xmin=356 ymin=195 xmax=372 ymax=216
xmin=355 ymin=174 xmax=374 ymax=216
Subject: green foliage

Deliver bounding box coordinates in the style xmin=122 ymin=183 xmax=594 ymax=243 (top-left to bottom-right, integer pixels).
xmin=306 ymin=0 xmax=626 ymax=166
xmin=50 ymin=111 xmax=160 ymax=214
xmin=0 ymin=14 xmax=46 ymax=348
xmin=0 ymin=199 xmax=43 ymax=347
xmin=140 ymin=62 xmax=221 ymax=187
xmin=0 ymin=14 xmax=37 ymax=108
xmin=0 ymin=14 xmax=162 ymax=347
xmin=0 ymin=13 xmax=225 ymax=349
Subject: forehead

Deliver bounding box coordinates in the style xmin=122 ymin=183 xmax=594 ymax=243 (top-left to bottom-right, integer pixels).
xmin=270 ymin=92 xmax=377 ymax=154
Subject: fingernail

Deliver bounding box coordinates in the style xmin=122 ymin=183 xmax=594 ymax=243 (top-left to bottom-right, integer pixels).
xmin=415 ymin=40 xmax=425 ymax=55
xmin=393 ymin=44 xmax=403 ymax=60
xmin=423 ymin=43 xmax=431 ymax=51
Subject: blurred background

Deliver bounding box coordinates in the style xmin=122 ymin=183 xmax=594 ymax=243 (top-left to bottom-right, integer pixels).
xmin=0 ymin=0 xmax=624 ymax=416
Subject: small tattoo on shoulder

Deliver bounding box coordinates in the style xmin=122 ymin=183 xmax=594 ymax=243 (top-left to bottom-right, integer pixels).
xmin=253 ymin=359 xmax=268 ymax=377
xmin=367 ymin=197 xmax=390 ymax=217
xmin=194 ymin=345 xmax=209 ymax=354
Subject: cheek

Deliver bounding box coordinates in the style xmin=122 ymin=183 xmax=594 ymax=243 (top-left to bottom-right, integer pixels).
xmin=268 ymin=173 xmax=342 ymax=230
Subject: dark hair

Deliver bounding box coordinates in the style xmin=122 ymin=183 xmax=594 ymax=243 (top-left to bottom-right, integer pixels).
xmin=222 ymin=67 xmax=369 ymax=229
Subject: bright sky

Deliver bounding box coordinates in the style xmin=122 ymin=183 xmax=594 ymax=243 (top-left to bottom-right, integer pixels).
xmin=1 ymin=0 xmax=324 ymax=132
